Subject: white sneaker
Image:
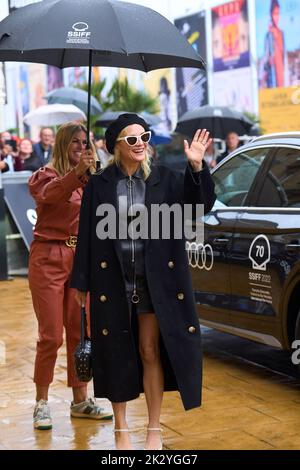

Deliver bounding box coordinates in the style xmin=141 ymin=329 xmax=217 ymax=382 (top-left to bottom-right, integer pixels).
xmin=33 ymin=399 xmax=52 ymax=430
xmin=70 ymin=397 xmax=113 ymax=420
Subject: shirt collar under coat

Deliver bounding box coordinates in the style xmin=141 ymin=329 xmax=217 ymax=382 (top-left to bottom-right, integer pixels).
xmin=99 ymin=162 xmax=160 ymax=187
xmin=114 ymin=163 xmax=144 ymax=180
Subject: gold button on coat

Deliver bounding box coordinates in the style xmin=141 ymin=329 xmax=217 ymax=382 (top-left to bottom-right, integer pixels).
xmin=188 ymin=326 xmax=196 ymax=333
xmin=100 ymin=295 xmax=107 ymax=302
xmin=168 ymin=261 xmax=175 ymax=269
xmin=102 ymin=328 xmax=109 ymax=336
xmin=177 ymin=292 xmax=184 ymax=300
xmin=100 ymin=261 xmax=108 ymax=269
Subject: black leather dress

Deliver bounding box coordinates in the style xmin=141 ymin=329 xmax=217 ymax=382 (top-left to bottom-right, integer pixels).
xmin=116 ymin=165 xmax=154 ymax=314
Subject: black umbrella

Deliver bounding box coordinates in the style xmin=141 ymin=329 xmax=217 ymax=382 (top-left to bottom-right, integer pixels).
xmin=0 ymin=0 xmax=205 ymax=142
xmin=45 ymin=87 xmax=102 ymax=116
xmin=175 ymin=105 xmax=254 ymax=140
xmin=96 ymin=110 xmax=161 ymax=128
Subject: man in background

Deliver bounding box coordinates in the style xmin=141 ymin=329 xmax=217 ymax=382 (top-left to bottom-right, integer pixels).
xmin=33 ymin=128 xmax=54 ymax=166
xmin=216 ymin=132 xmax=240 ymax=164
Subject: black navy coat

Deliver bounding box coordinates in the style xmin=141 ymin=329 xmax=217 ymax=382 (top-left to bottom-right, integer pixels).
xmin=71 ymin=162 xmax=216 ymax=410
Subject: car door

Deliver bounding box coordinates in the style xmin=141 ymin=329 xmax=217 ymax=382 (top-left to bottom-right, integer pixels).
xmin=189 ymin=146 xmax=270 ymax=329
xmin=231 ymin=146 xmax=300 ymax=347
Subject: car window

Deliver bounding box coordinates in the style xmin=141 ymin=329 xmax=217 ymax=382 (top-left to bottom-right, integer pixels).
xmin=212 ymin=148 xmax=268 ymax=207
xmin=256 ymin=147 xmax=300 ymax=208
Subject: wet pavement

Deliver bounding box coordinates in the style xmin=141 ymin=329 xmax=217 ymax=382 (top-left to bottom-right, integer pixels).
xmin=1 ymin=278 xmax=300 ymax=450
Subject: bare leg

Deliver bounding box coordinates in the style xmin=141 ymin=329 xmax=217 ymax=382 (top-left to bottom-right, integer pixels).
xmin=138 ymin=313 xmax=164 ymax=450
xmin=72 ymin=385 xmax=88 ymax=404
xmin=112 ymin=401 xmax=133 ymax=450
xmin=36 ymin=385 xmax=49 ymax=401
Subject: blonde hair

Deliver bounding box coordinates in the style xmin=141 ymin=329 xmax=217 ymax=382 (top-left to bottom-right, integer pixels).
xmin=50 ymin=121 xmax=97 ymax=176
xmin=107 ymin=126 xmax=152 ymax=180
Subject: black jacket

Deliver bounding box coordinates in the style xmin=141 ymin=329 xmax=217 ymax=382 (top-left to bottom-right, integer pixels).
xmin=33 ymin=142 xmax=53 ymax=166
xmin=71 ymin=162 xmax=216 ymax=410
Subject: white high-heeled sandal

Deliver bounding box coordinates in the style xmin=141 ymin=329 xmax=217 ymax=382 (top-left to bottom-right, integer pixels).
xmin=143 ymin=427 xmax=163 ymax=451
xmin=114 ymin=428 xmax=133 ymax=450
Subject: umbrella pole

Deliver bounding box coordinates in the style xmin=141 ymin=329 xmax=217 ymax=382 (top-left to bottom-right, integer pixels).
xmin=86 ymin=50 xmax=92 ymax=148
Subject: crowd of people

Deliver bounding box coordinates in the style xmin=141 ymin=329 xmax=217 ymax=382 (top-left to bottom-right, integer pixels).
xmin=0 ymin=127 xmax=111 ymax=174
xmin=0 ymin=128 xmax=55 ymax=174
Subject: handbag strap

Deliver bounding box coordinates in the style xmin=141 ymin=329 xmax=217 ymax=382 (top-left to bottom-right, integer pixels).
xmin=80 ymin=305 xmax=89 ymax=345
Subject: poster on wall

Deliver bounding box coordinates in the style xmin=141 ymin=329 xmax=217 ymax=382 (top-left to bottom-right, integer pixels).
xmin=28 ymin=64 xmax=46 ymax=140
xmin=213 ymin=67 xmax=253 ymax=111
xmin=47 ymin=66 xmax=64 ymax=92
xmin=143 ymin=69 xmax=174 ymax=134
xmin=19 ymin=65 xmax=29 ymax=119
xmin=212 ymin=0 xmax=250 ymax=72
xmin=174 ymin=11 xmax=208 ymax=118
xmin=66 ymin=67 xmax=88 ymax=86
xmin=29 ymin=64 xmax=46 ymax=109
xmin=1 ymin=62 xmax=7 ymax=105
xmin=256 ymin=0 xmax=300 ymax=133
xmin=256 ymin=0 xmax=300 ymax=89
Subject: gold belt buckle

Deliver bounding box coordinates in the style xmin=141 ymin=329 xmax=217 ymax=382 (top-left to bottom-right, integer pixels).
xmin=65 ymin=235 xmax=77 ymax=248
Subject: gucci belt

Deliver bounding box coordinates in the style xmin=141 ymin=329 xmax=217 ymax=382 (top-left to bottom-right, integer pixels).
xmin=65 ymin=235 xmax=77 ymax=248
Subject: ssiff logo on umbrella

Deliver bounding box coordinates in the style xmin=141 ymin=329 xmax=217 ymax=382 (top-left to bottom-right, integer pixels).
xmin=67 ymin=22 xmax=91 ymax=44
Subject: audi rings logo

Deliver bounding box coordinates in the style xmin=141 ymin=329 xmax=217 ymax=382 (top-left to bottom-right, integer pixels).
xmin=186 ymin=242 xmax=214 ymax=271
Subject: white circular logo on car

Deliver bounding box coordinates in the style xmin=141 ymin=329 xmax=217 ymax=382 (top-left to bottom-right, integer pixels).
xmin=186 ymin=241 xmax=214 ymax=271
xmin=249 ymin=234 xmax=271 ymax=271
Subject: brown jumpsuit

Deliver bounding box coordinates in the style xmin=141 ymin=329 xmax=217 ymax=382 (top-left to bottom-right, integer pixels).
xmin=28 ymin=166 xmax=88 ymax=387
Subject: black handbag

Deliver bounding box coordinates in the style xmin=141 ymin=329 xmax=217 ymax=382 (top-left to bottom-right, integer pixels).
xmin=74 ymin=306 xmax=92 ymax=382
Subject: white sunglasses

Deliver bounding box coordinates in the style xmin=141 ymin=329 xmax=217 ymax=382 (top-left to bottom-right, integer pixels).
xmin=116 ymin=130 xmax=152 ymax=146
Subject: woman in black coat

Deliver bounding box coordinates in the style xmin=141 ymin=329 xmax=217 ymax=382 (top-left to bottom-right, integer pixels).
xmin=71 ymin=113 xmax=216 ymax=450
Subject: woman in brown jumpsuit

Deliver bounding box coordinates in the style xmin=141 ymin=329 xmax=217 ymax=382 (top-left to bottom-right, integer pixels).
xmin=28 ymin=122 xmax=113 ymax=430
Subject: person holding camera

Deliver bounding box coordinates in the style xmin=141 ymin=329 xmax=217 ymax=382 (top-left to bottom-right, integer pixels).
xmin=0 ymin=131 xmax=17 ymax=172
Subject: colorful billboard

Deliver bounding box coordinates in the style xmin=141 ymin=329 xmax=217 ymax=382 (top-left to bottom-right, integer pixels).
xmin=213 ymin=67 xmax=253 ymax=112
xmin=256 ymin=0 xmax=300 ymax=89
xmin=259 ymin=87 xmax=300 ymax=133
xmin=47 ymin=66 xmax=64 ymax=92
xmin=143 ymin=69 xmax=174 ymax=134
xmin=256 ymin=0 xmax=300 ymax=133
xmin=174 ymin=11 xmax=208 ymax=118
xmin=66 ymin=67 xmax=88 ymax=86
xmin=212 ymin=0 xmax=250 ymax=72
xmin=19 ymin=65 xmax=29 ymax=118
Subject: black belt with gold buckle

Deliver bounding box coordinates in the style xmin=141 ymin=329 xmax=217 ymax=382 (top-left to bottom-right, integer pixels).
xmin=65 ymin=235 xmax=77 ymax=248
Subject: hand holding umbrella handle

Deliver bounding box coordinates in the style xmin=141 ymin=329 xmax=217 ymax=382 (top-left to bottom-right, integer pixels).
xmin=184 ymin=129 xmax=212 ymax=172
xmin=75 ymin=149 xmax=95 ymax=178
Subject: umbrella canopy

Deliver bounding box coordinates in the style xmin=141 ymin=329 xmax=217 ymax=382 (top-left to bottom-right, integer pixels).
xmin=0 ymin=0 xmax=205 ymax=140
xmin=45 ymin=87 xmax=102 ymax=116
xmin=0 ymin=0 xmax=205 ymax=70
xmin=175 ymin=106 xmax=254 ymax=140
xmin=23 ymin=103 xmax=86 ymax=126
xmin=96 ymin=111 xmax=162 ymax=128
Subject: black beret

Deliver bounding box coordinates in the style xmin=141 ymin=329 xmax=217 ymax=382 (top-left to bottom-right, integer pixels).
xmin=105 ymin=113 xmax=150 ymax=155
